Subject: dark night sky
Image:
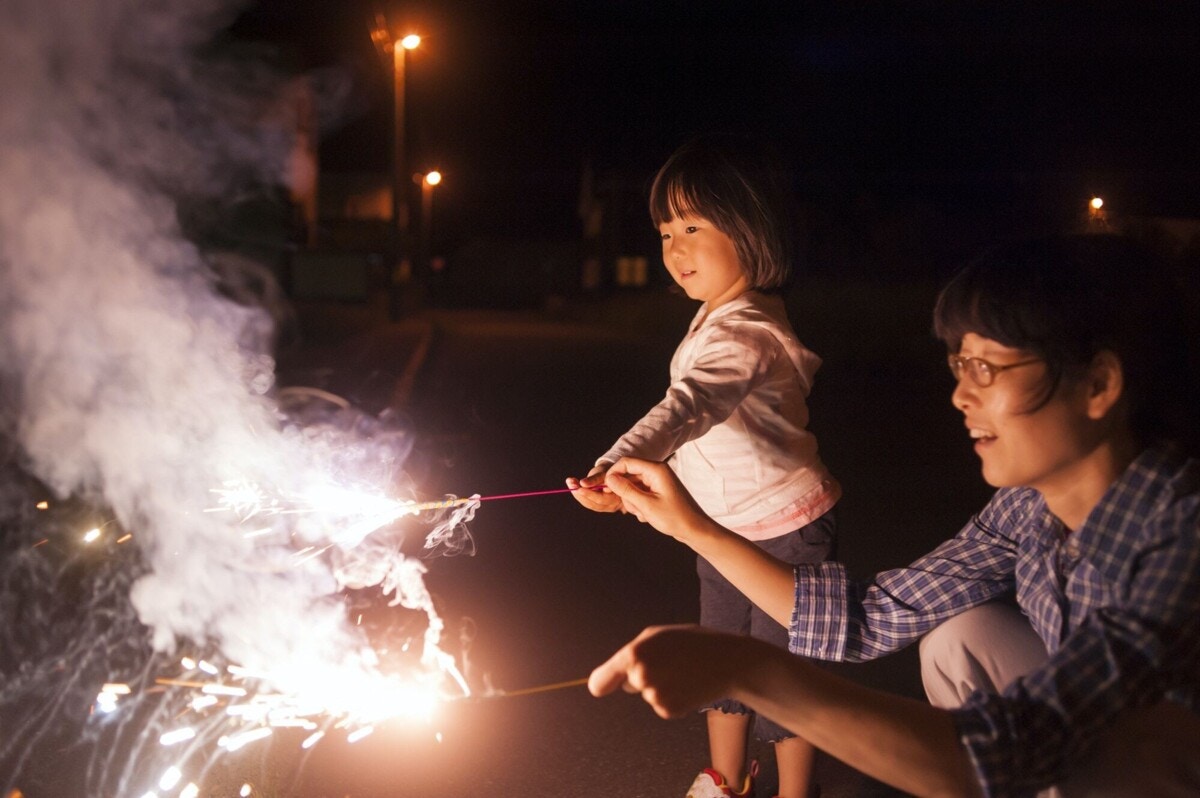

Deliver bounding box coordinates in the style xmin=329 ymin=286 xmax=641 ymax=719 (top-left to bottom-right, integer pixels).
xmin=230 ymin=1 xmax=1200 ymax=247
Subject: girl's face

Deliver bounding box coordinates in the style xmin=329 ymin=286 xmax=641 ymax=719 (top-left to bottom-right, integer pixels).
xmin=952 ymin=333 xmax=1097 ymax=494
xmin=658 ymin=213 xmax=748 ymax=308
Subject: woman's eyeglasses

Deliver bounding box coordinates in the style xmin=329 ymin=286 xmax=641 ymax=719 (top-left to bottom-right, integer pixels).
xmin=948 ymin=354 xmax=1042 ymax=387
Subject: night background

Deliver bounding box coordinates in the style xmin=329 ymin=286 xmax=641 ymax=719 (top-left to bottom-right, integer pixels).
xmin=226 ymin=0 xmax=1200 ymax=286
xmin=1 ymin=1 xmax=1198 ymax=796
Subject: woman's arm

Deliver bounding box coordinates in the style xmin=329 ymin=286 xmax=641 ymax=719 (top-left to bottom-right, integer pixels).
xmin=606 ymin=457 xmax=797 ymax=625
xmin=590 ymin=625 xmax=981 ymax=798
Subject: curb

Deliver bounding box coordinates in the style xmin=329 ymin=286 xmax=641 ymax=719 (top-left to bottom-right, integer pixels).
xmin=389 ymin=318 xmax=436 ymax=409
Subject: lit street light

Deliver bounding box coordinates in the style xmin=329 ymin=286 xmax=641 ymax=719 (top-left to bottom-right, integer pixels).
xmin=1087 ymin=195 xmax=1108 ymax=231
xmin=390 ymin=33 xmax=420 ymax=316
xmin=419 ymin=170 xmax=442 ymax=276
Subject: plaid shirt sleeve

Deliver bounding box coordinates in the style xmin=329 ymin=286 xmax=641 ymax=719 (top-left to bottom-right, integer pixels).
xmin=951 ymin=455 xmax=1200 ymax=796
xmin=789 ymin=489 xmax=1027 ymax=661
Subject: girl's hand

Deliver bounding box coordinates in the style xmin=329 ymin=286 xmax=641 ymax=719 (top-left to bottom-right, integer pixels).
xmin=604 ymin=457 xmax=707 ymax=539
xmin=588 ymin=625 xmax=746 ymax=718
xmin=566 ymin=465 xmax=624 ymax=513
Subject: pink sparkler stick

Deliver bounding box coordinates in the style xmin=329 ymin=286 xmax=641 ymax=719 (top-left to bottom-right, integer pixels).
xmin=477 ymin=487 xmax=587 ymax=502
xmin=407 ymin=485 xmax=603 ymax=512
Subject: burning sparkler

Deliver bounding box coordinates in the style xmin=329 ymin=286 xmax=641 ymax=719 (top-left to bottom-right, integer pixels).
xmin=0 ymin=0 xmax=595 ymax=792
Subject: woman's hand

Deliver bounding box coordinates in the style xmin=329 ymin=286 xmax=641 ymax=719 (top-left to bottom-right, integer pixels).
xmin=603 ymin=457 xmax=708 ymax=539
xmin=566 ymin=464 xmax=624 ymax=513
xmin=588 ymin=625 xmax=748 ymax=718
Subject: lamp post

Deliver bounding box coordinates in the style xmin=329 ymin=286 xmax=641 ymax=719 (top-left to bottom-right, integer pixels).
xmin=1087 ymin=196 xmax=1108 ymax=231
xmin=390 ymin=34 xmax=420 ymax=316
xmin=419 ymin=170 xmax=442 ymax=277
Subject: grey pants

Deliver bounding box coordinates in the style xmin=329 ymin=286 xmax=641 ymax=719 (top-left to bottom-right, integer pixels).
xmin=920 ymin=602 xmax=1200 ymax=797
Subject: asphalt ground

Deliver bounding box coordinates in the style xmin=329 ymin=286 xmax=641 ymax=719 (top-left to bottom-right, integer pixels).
xmin=267 ymin=280 xmax=992 ymax=797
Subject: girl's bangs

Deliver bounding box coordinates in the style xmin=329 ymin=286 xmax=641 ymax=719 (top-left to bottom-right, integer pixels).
xmin=651 ymin=178 xmax=704 ymax=226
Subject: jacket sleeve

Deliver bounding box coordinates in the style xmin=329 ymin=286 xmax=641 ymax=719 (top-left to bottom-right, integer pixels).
xmin=597 ymin=325 xmax=777 ymax=466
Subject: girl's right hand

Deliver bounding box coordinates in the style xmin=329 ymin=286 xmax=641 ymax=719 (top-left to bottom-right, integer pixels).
xmin=566 ymin=465 xmax=625 ymax=513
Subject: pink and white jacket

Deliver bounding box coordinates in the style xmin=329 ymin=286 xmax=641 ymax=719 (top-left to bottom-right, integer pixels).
xmin=598 ymin=291 xmax=840 ymax=541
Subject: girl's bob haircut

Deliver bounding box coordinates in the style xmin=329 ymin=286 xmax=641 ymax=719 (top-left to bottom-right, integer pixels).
xmin=934 ymin=234 xmax=1198 ymax=454
xmin=649 ymin=134 xmax=795 ymax=292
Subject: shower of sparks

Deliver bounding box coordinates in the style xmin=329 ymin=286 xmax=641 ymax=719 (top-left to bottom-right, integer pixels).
xmin=71 ymin=478 xmax=483 ymax=793
xmin=208 ymin=479 xmax=479 ymax=548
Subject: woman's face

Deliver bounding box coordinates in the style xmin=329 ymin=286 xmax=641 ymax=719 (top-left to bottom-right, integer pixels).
xmin=952 ymin=333 xmax=1097 ymax=494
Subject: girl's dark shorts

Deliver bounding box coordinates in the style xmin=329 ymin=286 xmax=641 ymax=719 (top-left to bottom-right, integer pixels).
xmin=697 ymin=510 xmax=836 ymax=743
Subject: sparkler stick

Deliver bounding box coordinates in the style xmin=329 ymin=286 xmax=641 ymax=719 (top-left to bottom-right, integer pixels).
xmin=493 ymin=676 xmax=589 ymax=698
xmin=406 ymin=486 xmax=601 ymax=512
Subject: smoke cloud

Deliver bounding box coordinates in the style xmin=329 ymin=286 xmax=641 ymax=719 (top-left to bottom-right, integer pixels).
xmin=0 ymin=0 xmax=452 ymax=792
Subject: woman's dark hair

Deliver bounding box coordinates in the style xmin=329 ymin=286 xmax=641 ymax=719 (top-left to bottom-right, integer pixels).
xmin=934 ymin=234 xmax=1199 ymax=454
xmin=649 ymin=134 xmax=795 ymax=292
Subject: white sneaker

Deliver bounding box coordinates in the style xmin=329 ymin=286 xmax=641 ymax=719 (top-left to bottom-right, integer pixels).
xmin=685 ymin=761 xmax=757 ymax=798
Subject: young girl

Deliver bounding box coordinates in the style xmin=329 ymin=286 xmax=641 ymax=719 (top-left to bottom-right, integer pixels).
xmin=591 ymin=234 xmax=1200 ymax=796
xmin=567 ymin=135 xmax=839 ymax=798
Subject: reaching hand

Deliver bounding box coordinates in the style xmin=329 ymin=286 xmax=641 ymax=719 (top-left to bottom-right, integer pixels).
xmin=588 ymin=625 xmax=748 ymax=718
xmin=566 ymin=464 xmax=624 ymax=513
xmin=603 ymin=457 xmax=707 ymax=537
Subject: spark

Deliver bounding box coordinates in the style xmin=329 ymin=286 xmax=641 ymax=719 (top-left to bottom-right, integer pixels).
xmin=158 ymin=728 xmax=196 ymax=746
xmin=158 ymin=766 xmax=182 ymax=790
xmin=83 ymin=527 xmax=101 ymax=543
xmin=218 ymin=728 xmax=272 ymax=752
xmin=346 ymin=726 xmax=373 ymax=743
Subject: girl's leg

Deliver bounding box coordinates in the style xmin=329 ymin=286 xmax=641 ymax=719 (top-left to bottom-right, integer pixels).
xmin=707 ymin=709 xmax=753 ymax=789
xmin=752 ymin=515 xmax=836 ymax=797
xmin=774 ymin=735 xmax=817 ymax=798
xmin=698 ymin=554 xmax=754 ymax=787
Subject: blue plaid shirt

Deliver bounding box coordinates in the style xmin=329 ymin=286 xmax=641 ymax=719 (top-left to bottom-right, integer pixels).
xmin=789 ymin=445 xmax=1200 ymax=796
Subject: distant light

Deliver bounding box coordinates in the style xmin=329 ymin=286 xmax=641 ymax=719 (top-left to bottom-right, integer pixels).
xmin=400 ymin=34 xmax=421 ymax=50
xmin=424 ymin=171 xmax=442 ymax=187
xmin=1090 ymin=197 xmax=1104 ymax=210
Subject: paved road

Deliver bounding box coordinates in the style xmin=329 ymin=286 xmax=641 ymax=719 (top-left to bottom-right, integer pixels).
xmin=272 ymin=283 xmax=992 ymax=797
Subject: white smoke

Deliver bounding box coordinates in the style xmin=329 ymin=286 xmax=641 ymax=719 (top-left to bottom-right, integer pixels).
xmin=0 ymin=1 xmax=453 ymax=790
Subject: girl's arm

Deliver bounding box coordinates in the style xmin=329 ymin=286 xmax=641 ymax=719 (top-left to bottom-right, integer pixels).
xmin=606 ymin=457 xmax=796 ymax=624
xmin=590 ymin=625 xmax=981 ymax=798
xmin=597 ymin=326 xmax=774 ymax=466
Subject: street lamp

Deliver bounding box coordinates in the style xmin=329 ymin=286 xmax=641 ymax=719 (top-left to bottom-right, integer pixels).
xmin=1087 ymin=196 xmax=1108 ymax=230
xmin=419 ymin=170 xmax=442 ymax=276
xmin=390 ymin=33 xmax=420 ymax=299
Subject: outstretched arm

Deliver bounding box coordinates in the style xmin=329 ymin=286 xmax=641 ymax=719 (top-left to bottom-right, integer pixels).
xmin=590 ymin=625 xmax=980 ymax=798
xmin=605 ymin=457 xmax=796 ymax=626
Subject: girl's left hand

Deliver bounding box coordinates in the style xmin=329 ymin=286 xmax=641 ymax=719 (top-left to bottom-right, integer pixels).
xmin=566 ymin=465 xmax=625 ymax=513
